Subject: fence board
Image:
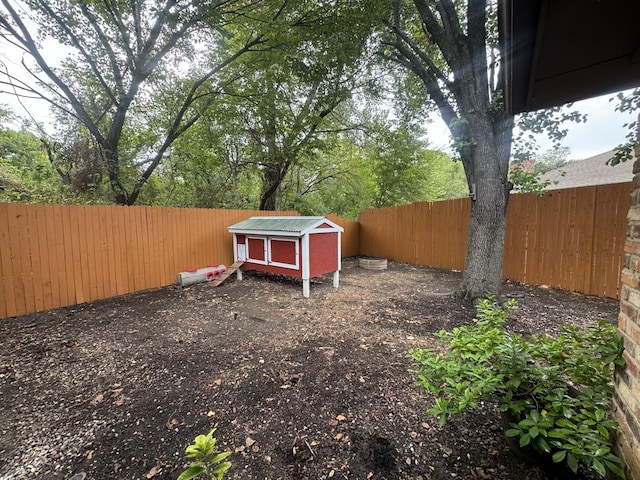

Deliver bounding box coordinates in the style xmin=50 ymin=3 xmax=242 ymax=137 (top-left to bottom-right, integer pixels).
xmin=153 ymin=207 xmax=166 ymax=285
xmin=42 ymin=204 xmax=59 ymax=310
xmin=143 ymin=207 xmax=157 ymax=289
xmin=7 ymin=204 xmax=26 ymax=313
xmin=560 ymin=191 xmax=576 ymax=287
xmin=51 ymin=205 xmax=67 ymax=307
xmin=62 ymin=205 xmax=76 ymax=305
xmin=103 ymin=206 xmax=118 ymax=297
xmin=96 ymin=206 xmax=109 ymax=299
xmin=0 ymin=203 xmax=13 ymax=317
xmin=23 ymin=205 xmax=43 ymax=312
xmin=576 ymin=188 xmax=597 ymax=294
xmin=504 ymin=194 xmax=527 ymax=282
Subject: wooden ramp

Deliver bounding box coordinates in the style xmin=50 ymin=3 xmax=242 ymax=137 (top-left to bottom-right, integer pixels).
xmin=211 ymin=261 xmax=243 ymax=287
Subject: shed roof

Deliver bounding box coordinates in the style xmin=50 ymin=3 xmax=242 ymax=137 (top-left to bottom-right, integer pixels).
xmin=539 ymin=150 xmax=635 ymax=190
xmin=228 ymin=216 xmax=342 ymax=236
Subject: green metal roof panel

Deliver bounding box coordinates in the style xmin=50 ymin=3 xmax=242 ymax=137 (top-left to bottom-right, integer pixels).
xmin=228 ymin=216 xmax=341 ymax=235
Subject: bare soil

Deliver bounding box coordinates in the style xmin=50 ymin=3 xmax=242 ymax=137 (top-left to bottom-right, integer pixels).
xmin=0 ymin=258 xmax=620 ymax=480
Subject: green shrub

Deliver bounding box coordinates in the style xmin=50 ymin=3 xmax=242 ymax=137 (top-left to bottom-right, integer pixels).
xmin=178 ymin=429 xmax=231 ymax=480
xmin=409 ymin=297 xmax=626 ymax=478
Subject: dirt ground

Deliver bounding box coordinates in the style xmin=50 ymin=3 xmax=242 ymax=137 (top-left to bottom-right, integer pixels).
xmin=0 ymin=258 xmax=620 ymax=480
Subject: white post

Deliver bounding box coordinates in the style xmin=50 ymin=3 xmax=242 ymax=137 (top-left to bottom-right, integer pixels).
xmin=236 ymin=267 xmax=243 ymax=281
xmin=303 ymin=279 xmax=310 ymax=298
xmin=333 ymin=270 xmax=339 ymax=288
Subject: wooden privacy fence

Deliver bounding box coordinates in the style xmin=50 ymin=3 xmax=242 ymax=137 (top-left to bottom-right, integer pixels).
xmin=359 ymin=183 xmax=631 ymax=299
xmin=503 ymin=184 xmax=630 ymax=298
xmin=0 ymin=204 xmax=360 ymax=319
xmin=359 ymin=198 xmax=470 ymax=271
xmin=327 ymin=213 xmax=360 ymax=258
xmin=0 ymin=184 xmax=629 ymax=319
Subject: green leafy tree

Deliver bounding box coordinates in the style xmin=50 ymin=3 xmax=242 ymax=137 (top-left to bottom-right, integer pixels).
xmin=222 ymin=2 xmax=378 ymax=211
xmin=509 ymin=147 xmax=570 ymax=194
xmin=610 ymin=87 xmax=639 ymax=165
xmin=142 ymin=98 xmax=262 ymax=209
xmin=533 ymin=146 xmax=571 ymax=174
xmin=0 ymin=0 xmax=271 ymax=205
xmin=0 ymin=119 xmax=68 ymax=202
xmin=280 ymin=135 xmax=378 ymax=219
xmin=368 ymin=124 xmax=466 ymax=207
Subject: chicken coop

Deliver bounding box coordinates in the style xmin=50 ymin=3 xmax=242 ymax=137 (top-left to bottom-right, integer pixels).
xmin=227 ymin=216 xmax=343 ymax=297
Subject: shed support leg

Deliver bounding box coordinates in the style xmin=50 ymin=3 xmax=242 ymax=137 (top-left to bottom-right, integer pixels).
xmin=303 ymin=279 xmax=310 ymax=298
xmin=237 ymin=267 xmax=243 ymax=281
xmin=333 ymin=270 xmax=339 ymax=288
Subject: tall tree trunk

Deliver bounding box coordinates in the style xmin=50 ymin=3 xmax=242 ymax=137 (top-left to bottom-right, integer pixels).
xmin=259 ymin=162 xmax=289 ymax=210
xmin=457 ymin=112 xmax=513 ymax=299
xmin=101 ymin=145 xmax=130 ymax=205
xmin=459 ymin=170 xmax=510 ymax=298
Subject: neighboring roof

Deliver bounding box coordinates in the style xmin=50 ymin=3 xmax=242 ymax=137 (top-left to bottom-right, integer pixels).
xmin=539 ymin=150 xmax=634 ymax=190
xmin=499 ymin=0 xmax=640 ymax=114
xmin=228 ymin=216 xmax=343 ymax=236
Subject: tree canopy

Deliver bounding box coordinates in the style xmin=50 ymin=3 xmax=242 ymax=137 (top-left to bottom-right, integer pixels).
xmin=0 ymin=0 xmax=272 ymax=204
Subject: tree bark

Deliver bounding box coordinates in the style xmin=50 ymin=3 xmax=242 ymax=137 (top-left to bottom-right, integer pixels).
xmin=459 ymin=171 xmax=509 ymax=299
xmin=259 ymin=162 xmax=289 ymax=211
xmin=456 ymin=111 xmax=513 ymax=299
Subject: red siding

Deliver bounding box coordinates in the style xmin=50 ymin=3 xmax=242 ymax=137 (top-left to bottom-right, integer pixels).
xmin=309 ymin=232 xmax=339 ymax=277
xmin=247 ymin=237 xmax=266 ymax=261
xmin=270 ymin=239 xmax=298 ymax=266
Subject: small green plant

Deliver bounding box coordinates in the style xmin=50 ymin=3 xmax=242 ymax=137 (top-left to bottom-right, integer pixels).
xmin=409 ymin=297 xmax=626 ymax=478
xmin=178 ymin=429 xmax=231 ymax=480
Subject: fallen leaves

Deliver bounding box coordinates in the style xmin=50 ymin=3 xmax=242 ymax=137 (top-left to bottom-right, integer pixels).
xmin=235 ymin=437 xmax=260 ymax=453
xmin=144 ymin=462 xmax=165 ymax=479
xmin=91 ymin=385 xmax=127 ymax=407
xmin=439 ymin=444 xmax=453 ymax=457
xmin=165 ymin=418 xmax=180 ymax=430
xmin=328 ymin=414 xmax=347 ymax=426
xmin=145 ymin=465 xmax=160 ymax=478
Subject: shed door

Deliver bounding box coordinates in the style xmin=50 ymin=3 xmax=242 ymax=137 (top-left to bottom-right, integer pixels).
xmin=269 ymin=238 xmax=299 ymax=270
xmin=246 ymin=237 xmax=267 ymax=264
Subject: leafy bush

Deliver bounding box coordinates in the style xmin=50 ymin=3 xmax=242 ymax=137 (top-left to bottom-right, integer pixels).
xmin=409 ymin=297 xmax=626 ymax=478
xmin=178 ymin=429 xmax=231 ymax=480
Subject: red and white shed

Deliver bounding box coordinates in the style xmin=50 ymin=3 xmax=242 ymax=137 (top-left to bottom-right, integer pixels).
xmin=227 ymin=216 xmax=343 ymax=297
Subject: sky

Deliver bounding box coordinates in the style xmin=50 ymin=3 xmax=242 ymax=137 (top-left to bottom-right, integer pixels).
xmin=424 ymin=90 xmax=637 ymax=161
